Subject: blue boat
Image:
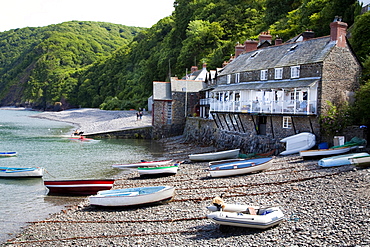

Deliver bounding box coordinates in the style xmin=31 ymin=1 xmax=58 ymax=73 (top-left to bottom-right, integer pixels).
xmin=209 ymin=157 xmax=273 ymax=178
xmin=318 ymin=152 xmax=369 ymax=167
xmin=0 ymin=167 xmax=44 ymax=178
xmin=0 ymin=151 xmax=17 ymax=157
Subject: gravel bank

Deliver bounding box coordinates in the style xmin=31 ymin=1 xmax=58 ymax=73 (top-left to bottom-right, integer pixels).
xmin=3 ymin=109 xmax=370 ymax=246
xmin=31 ymin=108 xmax=152 ymax=135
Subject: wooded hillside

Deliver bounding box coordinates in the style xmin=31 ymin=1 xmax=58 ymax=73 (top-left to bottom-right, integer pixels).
xmin=0 ymin=0 xmax=368 ymax=112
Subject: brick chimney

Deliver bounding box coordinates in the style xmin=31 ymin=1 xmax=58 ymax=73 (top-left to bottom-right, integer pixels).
xmin=235 ymin=43 xmax=244 ymax=58
xmin=244 ymin=40 xmax=258 ymax=52
xmin=275 ymin=37 xmax=282 ymax=45
xmin=302 ymin=30 xmax=315 ymax=40
xmin=330 ymin=16 xmax=348 ymax=48
xmin=258 ymin=31 xmax=272 ymax=45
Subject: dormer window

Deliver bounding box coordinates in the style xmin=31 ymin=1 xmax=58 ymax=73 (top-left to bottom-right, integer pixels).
xmin=275 ymin=68 xmax=283 ymax=79
xmin=235 ymin=73 xmax=240 ymax=83
xmin=290 ymin=66 xmax=300 ymax=78
xmin=288 ymin=44 xmax=298 ymax=51
xmin=250 ymin=51 xmax=259 ymax=58
xmin=227 ymin=74 xmax=231 ymax=84
xmin=261 ymin=70 xmax=268 ymax=80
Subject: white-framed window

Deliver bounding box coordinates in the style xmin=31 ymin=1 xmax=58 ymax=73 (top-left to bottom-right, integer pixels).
xmin=261 ymin=70 xmax=268 ymax=80
xmin=227 ymin=74 xmax=231 ymax=84
xmin=275 ymin=68 xmax=283 ymax=79
xmin=235 ymin=73 xmax=240 ymax=83
xmin=283 ymin=116 xmax=292 ymax=129
xmin=290 ymin=66 xmax=300 ymax=78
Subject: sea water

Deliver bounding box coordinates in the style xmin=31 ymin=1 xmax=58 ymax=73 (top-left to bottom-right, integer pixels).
xmin=0 ymin=109 xmax=164 ymax=243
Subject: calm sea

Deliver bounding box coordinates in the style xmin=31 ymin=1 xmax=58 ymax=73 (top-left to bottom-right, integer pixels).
xmin=0 ymin=109 xmax=164 ymax=243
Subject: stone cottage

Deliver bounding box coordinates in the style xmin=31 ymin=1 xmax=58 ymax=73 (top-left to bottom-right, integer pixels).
xmin=196 ymin=17 xmax=361 ymax=153
xmin=152 ymin=65 xmax=208 ymax=139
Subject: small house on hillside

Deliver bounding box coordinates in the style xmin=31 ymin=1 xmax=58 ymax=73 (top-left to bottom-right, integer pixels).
xmin=203 ymin=17 xmax=361 ymax=147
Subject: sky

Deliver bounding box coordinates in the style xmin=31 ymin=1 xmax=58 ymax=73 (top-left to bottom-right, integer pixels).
xmin=0 ymin=0 xmax=175 ymax=32
xmin=1 ymin=0 xmax=369 ymax=33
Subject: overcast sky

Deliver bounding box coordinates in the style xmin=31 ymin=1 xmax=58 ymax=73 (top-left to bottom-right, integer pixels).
xmin=1 ymin=0 xmax=369 ymax=33
xmin=0 ymin=0 xmax=175 ymax=32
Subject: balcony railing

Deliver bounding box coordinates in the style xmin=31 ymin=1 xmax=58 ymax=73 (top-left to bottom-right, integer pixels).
xmin=209 ymin=99 xmax=317 ymax=115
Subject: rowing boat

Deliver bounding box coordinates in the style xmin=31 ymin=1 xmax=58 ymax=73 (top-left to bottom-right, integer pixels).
xmin=208 ymin=157 xmax=273 ymax=178
xmin=137 ymin=165 xmax=179 ymax=177
xmin=0 ymin=167 xmax=43 ymax=178
xmin=89 ymin=185 xmax=175 ymax=207
xmin=112 ymin=159 xmax=173 ymax=169
xmin=44 ymin=179 xmax=115 ymax=196
xmin=189 ymin=149 xmax=240 ymax=162
xmin=318 ymin=152 xmax=369 ymax=167
xmin=0 ymin=151 xmax=17 ymax=157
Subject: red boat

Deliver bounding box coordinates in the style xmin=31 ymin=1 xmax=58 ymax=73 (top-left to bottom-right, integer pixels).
xmin=44 ymin=179 xmax=115 ymax=196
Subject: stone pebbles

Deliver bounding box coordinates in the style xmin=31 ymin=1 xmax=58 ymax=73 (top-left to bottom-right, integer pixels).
xmin=3 ymin=137 xmax=370 ymax=246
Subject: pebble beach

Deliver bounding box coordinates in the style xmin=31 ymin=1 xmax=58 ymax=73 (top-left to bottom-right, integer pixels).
xmin=3 ymin=108 xmax=370 ymax=246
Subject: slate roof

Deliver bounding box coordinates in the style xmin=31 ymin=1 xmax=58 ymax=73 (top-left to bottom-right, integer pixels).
xmin=218 ymin=36 xmax=336 ymax=75
xmin=212 ymin=78 xmax=319 ymax=92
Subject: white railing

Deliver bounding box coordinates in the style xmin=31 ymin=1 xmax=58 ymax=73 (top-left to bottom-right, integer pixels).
xmin=209 ymin=99 xmax=317 ymax=115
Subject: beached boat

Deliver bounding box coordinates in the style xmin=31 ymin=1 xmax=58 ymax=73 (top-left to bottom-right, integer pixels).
xmin=299 ymin=145 xmax=356 ymax=159
xmin=44 ymin=179 xmax=115 ymax=196
xmin=189 ymin=149 xmax=240 ymax=162
xmin=206 ymin=206 xmax=284 ymax=229
xmin=0 ymin=167 xmax=43 ymax=178
xmin=137 ymin=164 xmax=179 ymax=177
xmin=318 ymin=152 xmax=369 ymax=167
xmin=112 ymin=159 xmax=173 ymax=169
xmin=0 ymin=151 xmax=17 ymax=157
xmin=89 ymin=185 xmax=175 ymax=207
xmin=208 ymin=157 xmax=273 ymax=178
xmin=349 ymin=155 xmax=370 ymax=168
xmin=280 ymin=132 xmax=316 ymax=155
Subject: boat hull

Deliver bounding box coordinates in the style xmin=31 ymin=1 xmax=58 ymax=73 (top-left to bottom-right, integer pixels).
xmin=280 ymin=132 xmax=316 ymax=155
xmin=349 ymin=155 xmax=370 ymax=168
xmin=112 ymin=159 xmax=173 ymax=169
xmin=207 ymin=206 xmax=284 ymax=229
xmin=137 ymin=166 xmax=178 ymax=177
xmin=318 ymin=152 xmax=369 ymax=167
xmin=89 ymin=186 xmax=175 ymax=207
xmin=299 ymin=146 xmax=356 ymax=158
xmin=0 ymin=151 xmax=17 ymax=157
xmin=44 ymin=179 xmax=115 ymax=196
xmin=209 ymin=157 xmax=273 ymax=178
xmin=0 ymin=167 xmax=43 ymax=178
xmin=189 ymin=149 xmax=240 ymax=161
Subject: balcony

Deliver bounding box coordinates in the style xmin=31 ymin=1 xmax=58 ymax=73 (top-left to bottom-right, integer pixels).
xmin=209 ymin=99 xmax=317 ymax=115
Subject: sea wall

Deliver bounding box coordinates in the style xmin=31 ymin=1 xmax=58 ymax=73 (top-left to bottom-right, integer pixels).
xmin=85 ymin=126 xmax=152 ymax=139
xmin=183 ymin=117 xmax=281 ymax=154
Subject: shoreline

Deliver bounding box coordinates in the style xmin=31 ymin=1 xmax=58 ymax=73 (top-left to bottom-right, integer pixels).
xmin=2 ymin=108 xmax=370 ymax=246
xmin=3 ymin=138 xmax=370 ymax=246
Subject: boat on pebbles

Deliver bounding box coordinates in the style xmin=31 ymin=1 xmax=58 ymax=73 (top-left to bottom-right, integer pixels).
xmin=44 ymin=179 xmax=115 ymax=196
xmin=208 ymin=157 xmax=273 ymax=178
xmin=206 ymin=196 xmax=284 ymax=230
xmin=137 ymin=164 xmax=179 ymax=177
xmin=112 ymin=159 xmax=173 ymax=169
xmin=89 ymin=185 xmax=175 ymax=207
xmin=189 ymin=149 xmax=240 ymax=162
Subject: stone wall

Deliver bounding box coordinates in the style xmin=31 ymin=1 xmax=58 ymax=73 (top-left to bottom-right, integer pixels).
xmin=86 ymin=127 xmax=152 ymax=139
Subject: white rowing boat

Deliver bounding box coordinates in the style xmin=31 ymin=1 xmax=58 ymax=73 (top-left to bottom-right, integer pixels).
xmin=189 ymin=149 xmax=240 ymax=162
xmin=137 ymin=165 xmax=179 ymax=177
xmin=89 ymin=185 xmax=175 ymax=207
xmin=112 ymin=159 xmax=173 ymax=169
xmin=280 ymin=132 xmax=316 ymax=155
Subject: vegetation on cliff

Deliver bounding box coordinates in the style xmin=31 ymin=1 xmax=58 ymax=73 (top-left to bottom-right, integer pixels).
xmin=1 ymin=0 xmax=369 ymax=116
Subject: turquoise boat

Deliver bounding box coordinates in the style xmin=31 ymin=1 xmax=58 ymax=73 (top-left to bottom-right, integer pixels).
xmin=318 ymin=152 xmax=369 ymax=167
